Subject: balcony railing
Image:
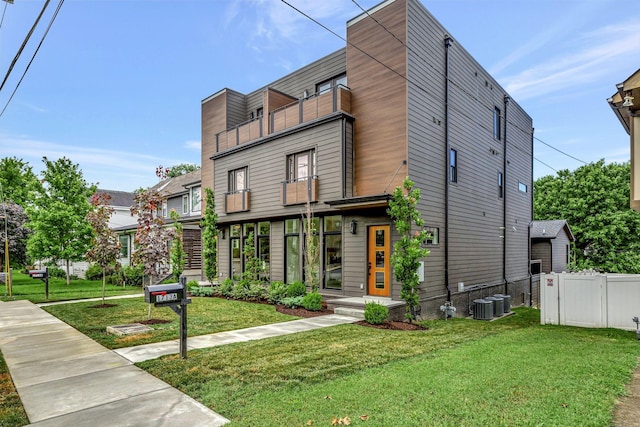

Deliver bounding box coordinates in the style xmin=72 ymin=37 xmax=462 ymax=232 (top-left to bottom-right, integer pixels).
xmin=281 ymin=176 xmax=319 ymax=205
xmin=224 ymin=190 xmax=251 ymax=213
xmin=215 ymin=85 xmax=351 ymax=153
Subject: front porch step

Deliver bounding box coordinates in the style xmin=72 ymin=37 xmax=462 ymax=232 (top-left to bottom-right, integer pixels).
xmin=334 ymin=307 xmax=365 ymax=319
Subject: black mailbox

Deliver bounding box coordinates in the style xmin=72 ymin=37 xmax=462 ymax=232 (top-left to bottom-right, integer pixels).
xmin=29 ymin=270 xmax=47 ymax=279
xmin=145 ymin=283 xmax=185 ymax=305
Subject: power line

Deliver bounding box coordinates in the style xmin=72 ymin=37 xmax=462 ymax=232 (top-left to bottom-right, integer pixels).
xmin=0 ymin=0 xmax=64 ymax=119
xmin=534 ymin=136 xmax=587 ymax=165
xmin=533 ymin=157 xmax=558 ymax=173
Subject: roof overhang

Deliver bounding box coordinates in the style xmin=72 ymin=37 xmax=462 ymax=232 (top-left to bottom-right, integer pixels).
xmin=608 ymin=69 xmax=640 ymax=135
xmin=325 ymin=194 xmax=391 ymax=210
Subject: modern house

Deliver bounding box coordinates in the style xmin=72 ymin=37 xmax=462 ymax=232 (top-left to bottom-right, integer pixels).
xmin=530 ymin=220 xmax=574 ymax=274
xmin=201 ymin=0 xmax=533 ymax=317
xmin=608 ymin=68 xmax=640 ymax=211
xmin=116 ymin=170 xmax=203 ymax=281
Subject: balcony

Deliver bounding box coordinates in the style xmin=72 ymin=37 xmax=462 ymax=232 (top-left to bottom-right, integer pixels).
xmin=224 ymin=190 xmax=251 ymax=213
xmin=281 ymin=177 xmax=319 ymax=205
xmin=215 ymin=85 xmax=351 ymax=153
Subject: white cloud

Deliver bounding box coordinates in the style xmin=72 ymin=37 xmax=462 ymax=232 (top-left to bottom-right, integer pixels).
xmin=501 ymin=19 xmax=640 ymax=101
xmin=184 ymin=140 xmax=201 ymax=151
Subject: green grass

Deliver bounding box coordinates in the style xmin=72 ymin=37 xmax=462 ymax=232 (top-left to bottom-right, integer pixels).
xmin=42 ymin=296 xmax=297 ymax=349
xmin=137 ymin=308 xmax=640 ymax=426
xmin=1 ymin=271 xmax=141 ymax=303
xmin=0 ymin=350 xmax=29 ymax=427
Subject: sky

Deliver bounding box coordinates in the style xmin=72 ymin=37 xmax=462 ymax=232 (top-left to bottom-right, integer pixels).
xmin=0 ymin=0 xmax=638 ymax=192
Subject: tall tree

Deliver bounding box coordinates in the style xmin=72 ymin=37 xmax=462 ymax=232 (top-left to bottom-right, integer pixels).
xmin=86 ymin=193 xmax=121 ymax=305
xmin=155 ymin=163 xmax=200 ymax=179
xmin=130 ymin=189 xmax=174 ymax=286
xmin=26 ymin=157 xmax=95 ymax=285
xmin=0 ymin=202 xmax=31 ymax=269
xmin=388 ymin=177 xmax=430 ymax=322
xmin=169 ymin=210 xmax=185 ymax=281
xmin=534 ymin=160 xmax=640 ymax=273
xmin=0 ymin=157 xmax=40 ymax=207
xmin=201 ymin=187 xmax=218 ymax=283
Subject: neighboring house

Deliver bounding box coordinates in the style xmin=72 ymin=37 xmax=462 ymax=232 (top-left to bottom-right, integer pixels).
xmin=531 ymin=220 xmax=575 ymax=274
xmin=201 ymin=0 xmax=533 ymax=317
xmin=116 ymin=170 xmax=203 ymax=281
xmin=608 ymin=68 xmax=640 ymax=211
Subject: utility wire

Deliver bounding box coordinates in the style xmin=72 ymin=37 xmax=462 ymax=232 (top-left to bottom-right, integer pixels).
xmin=0 ymin=0 xmax=51 ymax=95
xmin=534 ymin=157 xmax=558 ymax=173
xmin=534 ymin=136 xmax=587 ymax=164
xmin=0 ymin=0 xmax=63 ymax=119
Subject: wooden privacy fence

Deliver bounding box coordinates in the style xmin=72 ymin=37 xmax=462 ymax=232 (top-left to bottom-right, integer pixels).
xmin=541 ymin=272 xmax=640 ymax=331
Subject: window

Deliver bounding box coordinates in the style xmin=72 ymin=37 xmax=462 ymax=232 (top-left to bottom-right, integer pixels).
xmin=493 ymin=107 xmax=501 ymax=140
xmin=424 ymin=227 xmax=439 ymax=245
xmin=449 ymin=149 xmax=457 ymax=183
xmin=323 ymin=216 xmax=342 ymax=290
xmin=518 ymin=182 xmax=528 ymax=193
xmin=230 ymin=224 xmax=241 ymax=280
xmin=182 ymin=194 xmax=189 ymax=214
xmin=228 ymin=167 xmax=247 ymax=192
xmin=161 ymin=201 xmax=167 ymax=218
xmin=316 ymin=73 xmax=347 ymax=95
xmin=287 ymin=149 xmax=316 ymax=181
xmin=566 ymin=244 xmax=570 ymax=265
xmin=191 ymin=186 xmax=201 ymax=212
xmin=498 ymin=172 xmax=503 ymax=198
xmin=119 ymin=235 xmax=129 ymax=258
xmin=285 ymin=219 xmax=301 ymax=283
xmin=256 ymin=107 xmax=263 ymax=117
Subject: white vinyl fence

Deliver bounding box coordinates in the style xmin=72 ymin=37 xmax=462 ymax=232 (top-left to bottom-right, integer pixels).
xmin=541 ymin=272 xmax=640 ymax=331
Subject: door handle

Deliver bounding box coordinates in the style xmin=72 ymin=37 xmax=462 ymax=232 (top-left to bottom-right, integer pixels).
xmin=368 ymin=262 xmax=371 ymax=276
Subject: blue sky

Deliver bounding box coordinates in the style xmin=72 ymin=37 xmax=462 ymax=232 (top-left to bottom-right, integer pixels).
xmin=0 ymin=0 xmax=638 ymax=192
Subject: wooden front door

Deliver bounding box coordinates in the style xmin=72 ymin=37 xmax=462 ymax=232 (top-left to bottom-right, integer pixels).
xmin=367 ymin=225 xmax=391 ymax=297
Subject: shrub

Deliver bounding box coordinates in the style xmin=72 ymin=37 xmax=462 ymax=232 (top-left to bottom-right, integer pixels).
xmin=364 ymin=302 xmax=389 ymax=325
xmin=47 ymin=266 xmax=66 ymax=278
xmin=281 ymin=296 xmax=304 ymax=308
xmin=122 ymin=265 xmax=144 ymax=287
xmin=219 ymin=278 xmax=235 ymax=298
xmin=286 ymin=281 xmax=307 ymax=298
xmin=267 ymin=281 xmax=287 ymax=304
xmin=186 ymin=280 xmax=199 ymax=288
xmin=232 ymin=280 xmax=251 ymax=300
xmin=105 ymin=275 xmax=121 ymax=285
xmin=301 ymin=291 xmax=322 ymax=311
xmin=247 ymin=282 xmax=267 ymax=301
xmin=85 ymin=264 xmax=103 ymax=281
xmin=190 ymin=286 xmax=214 ymax=297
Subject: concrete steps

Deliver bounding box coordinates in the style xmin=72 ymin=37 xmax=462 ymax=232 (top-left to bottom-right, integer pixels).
xmin=333 ymin=307 xmax=365 ymax=319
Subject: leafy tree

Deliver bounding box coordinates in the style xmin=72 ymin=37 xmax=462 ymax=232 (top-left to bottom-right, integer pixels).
xmin=26 ymin=157 xmax=96 ymax=285
xmin=0 ymin=157 xmax=40 ymax=207
xmin=0 ymin=202 xmax=32 ymax=269
xmin=169 ymin=210 xmax=185 ymax=281
xmin=86 ymin=193 xmax=121 ymax=305
xmin=388 ymin=177 xmax=430 ymax=322
xmin=155 ymin=163 xmax=200 ymax=179
xmin=242 ymin=231 xmax=262 ymax=282
xmin=201 ymin=187 xmax=218 ymax=283
xmin=534 ymin=160 xmax=640 ymax=273
xmin=130 ymin=189 xmax=174 ymax=286
xmin=303 ymin=201 xmax=319 ymax=292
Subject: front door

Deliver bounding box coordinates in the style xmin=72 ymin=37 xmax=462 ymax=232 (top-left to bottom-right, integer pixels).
xmin=367 ymin=225 xmax=390 ymax=297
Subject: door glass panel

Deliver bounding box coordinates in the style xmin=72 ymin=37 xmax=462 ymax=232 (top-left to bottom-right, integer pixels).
xmin=375 ymin=272 xmax=385 ymax=289
xmin=231 ymin=239 xmax=241 ymax=280
xmin=375 ymin=230 xmax=385 ymax=247
xmin=286 ymin=236 xmax=300 ymax=283
xmin=376 ymin=250 xmax=385 ymax=268
xmin=324 ymin=234 xmax=342 ymax=290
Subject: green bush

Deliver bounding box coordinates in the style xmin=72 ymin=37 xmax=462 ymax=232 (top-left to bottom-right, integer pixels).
xmin=47 ymin=266 xmax=66 ymax=278
xmin=281 ymin=296 xmax=304 ymax=308
xmin=232 ymin=280 xmax=251 ymax=300
xmin=105 ymin=275 xmax=121 ymax=285
xmin=219 ymin=278 xmax=235 ymax=298
xmin=85 ymin=264 xmax=103 ymax=281
xmin=190 ymin=286 xmax=214 ymax=297
xmin=122 ymin=265 xmax=144 ymax=287
xmin=186 ymin=280 xmax=199 ymax=288
xmin=301 ymin=291 xmax=322 ymax=311
xmin=364 ymin=302 xmax=389 ymax=325
xmin=247 ymin=282 xmax=267 ymax=301
xmin=286 ymin=281 xmax=307 ymax=298
xmin=267 ymin=281 xmax=287 ymax=304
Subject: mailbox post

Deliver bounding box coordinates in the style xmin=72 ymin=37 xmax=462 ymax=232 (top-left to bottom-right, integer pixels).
xmin=144 ymin=276 xmax=191 ymax=359
xmin=29 ymin=267 xmax=49 ymax=300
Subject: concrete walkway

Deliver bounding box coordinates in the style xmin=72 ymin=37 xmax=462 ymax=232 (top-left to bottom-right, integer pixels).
xmin=0 ymin=299 xmax=359 ymax=426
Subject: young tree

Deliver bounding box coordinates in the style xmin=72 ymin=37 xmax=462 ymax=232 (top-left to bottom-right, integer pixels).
xmin=26 ymin=157 xmax=95 ymax=285
xmin=0 ymin=157 xmax=40 ymax=207
xmin=388 ymin=177 xmax=430 ymax=322
xmin=535 ymin=160 xmax=640 ymax=273
xmin=0 ymin=202 xmax=32 ymax=269
xmin=242 ymin=231 xmax=261 ymax=282
xmin=303 ymin=201 xmax=319 ymax=292
xmin=86 ymin=193 xmax=121 ymax=306
xmin=130 ymin=189 xmax=174 ymax=286
xmin=169 ymin=210 xmax=185 ymax=281
xmin=201 ymin=187 xmax=218 ymax=283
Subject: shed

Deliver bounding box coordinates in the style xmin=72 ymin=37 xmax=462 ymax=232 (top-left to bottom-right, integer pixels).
xmin=531 ymin=220 xmax=575 ymax=274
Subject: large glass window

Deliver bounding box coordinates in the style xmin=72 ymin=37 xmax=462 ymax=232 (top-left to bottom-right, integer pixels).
xmin=285 ymin=219 xmax=300 ymax=284
xmin=191 ymin=186 xmax=201 ymax=212
xmin=230 ymin=224 xmax=241 ymax=280
xmin=303 ymin=217 xmax=320 ymax=289
xmin=119 ymin=235 xmax=129 ymax=258
xmin=287 ymin=149 xmax=316 ymax=181
xmin=323 ymin=216 xmax=342 ymax=290
xmin=229 ymin=167 xmax=247 ymax=192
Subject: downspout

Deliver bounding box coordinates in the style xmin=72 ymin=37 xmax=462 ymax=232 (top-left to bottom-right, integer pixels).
xmin=444 ymin=36 xmax=453 ymax=302
xmin=529 ymin=129 xmax=534 ymax=306
xmin=503 ymin=95 xmax=510 ymax=293
xmin=342 ymin=118 xmax=347 ymax=199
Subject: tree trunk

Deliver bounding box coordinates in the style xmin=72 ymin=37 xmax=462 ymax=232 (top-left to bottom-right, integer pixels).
xmin=65 ymin=260 xmax=70 ymax=286
xmin=102 ymin=270 xmax=106 ymax=306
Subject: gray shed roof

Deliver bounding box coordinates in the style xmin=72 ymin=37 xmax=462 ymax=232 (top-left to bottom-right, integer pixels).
xmin=96 ymin=189 xmax=136 ymax=208
xmin=150 ymin=169 xmax=201 ymax=197
xmin=531 ymin=220 xmax=575 ymax=241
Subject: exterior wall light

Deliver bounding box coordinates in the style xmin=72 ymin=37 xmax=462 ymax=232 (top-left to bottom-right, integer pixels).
xmin=349 ymin=219 xmax=357 ymax=234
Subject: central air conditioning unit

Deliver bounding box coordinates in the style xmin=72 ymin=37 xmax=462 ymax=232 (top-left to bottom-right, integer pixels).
xmin=494 ymin=294 xmax=511 ymax=313
xmin=473 ymin=299 xmax=493 ymax=321
xmin=486 ymin=296 xmax=504 ymax=317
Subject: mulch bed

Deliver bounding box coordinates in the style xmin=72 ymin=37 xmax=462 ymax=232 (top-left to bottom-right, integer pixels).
xmin=275 ymin=305 xmax=334 ymax=318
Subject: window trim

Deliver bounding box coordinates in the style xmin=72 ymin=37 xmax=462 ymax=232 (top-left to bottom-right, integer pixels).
xmin=228 ymin=166 xmax=248 ymax=193
xmin=449 ymin=149 xmax=457 ymax=183
xmin=493 ymin=106 xmax=502 ymax=140
xmin=287 ymin=149 xmax=316 ymax=182
xmin=182 ymin=194 xmax=189 ymax=214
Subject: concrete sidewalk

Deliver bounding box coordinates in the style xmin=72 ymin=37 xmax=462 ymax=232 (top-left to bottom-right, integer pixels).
xmin=0 ymin=300 xmax=229 ymax=426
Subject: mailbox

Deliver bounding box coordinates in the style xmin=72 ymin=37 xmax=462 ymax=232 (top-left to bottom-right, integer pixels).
xmin=145 ymin=283 xmax=185 ymax=305
xmin=29 ymin=270 xmax=48 ymax=279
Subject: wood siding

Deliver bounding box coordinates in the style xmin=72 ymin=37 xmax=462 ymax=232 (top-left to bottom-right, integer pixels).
xmin=347 ymin=0 xmax=408 ymax=197
xmin=201 ymin=91 xmax=228 ymax=203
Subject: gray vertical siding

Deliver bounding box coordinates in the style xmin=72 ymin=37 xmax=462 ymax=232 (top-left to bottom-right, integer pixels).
xmin=226 ymin=89 xmax=247 ymax=128
xmin=218 ymin=227 xmax=230 ymax=281
xmin=270 ymin=221 xmax=284 ymax=281
xmin=551 ymin=234 xmax=571 ymax=272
